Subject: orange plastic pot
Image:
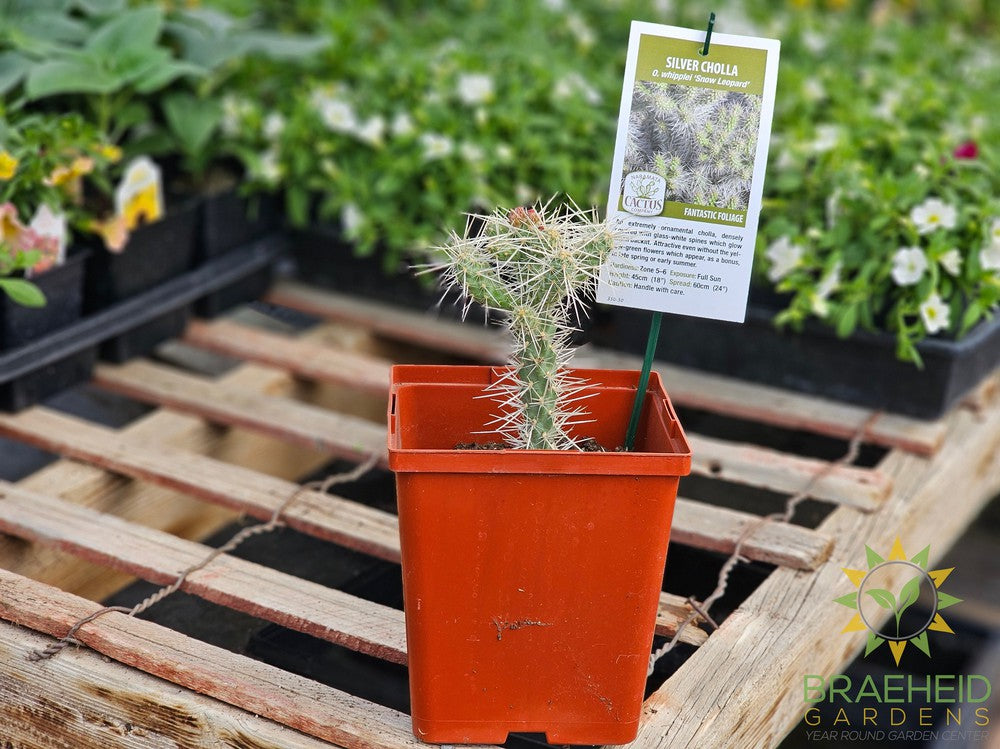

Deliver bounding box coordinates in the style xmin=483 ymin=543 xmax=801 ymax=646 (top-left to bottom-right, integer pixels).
xmin=388 ymin=365 xmax=691 ymax=745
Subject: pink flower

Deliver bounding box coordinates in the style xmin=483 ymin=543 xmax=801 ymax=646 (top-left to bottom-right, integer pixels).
xmin=953 ymin=140 xmax=978 ymax=160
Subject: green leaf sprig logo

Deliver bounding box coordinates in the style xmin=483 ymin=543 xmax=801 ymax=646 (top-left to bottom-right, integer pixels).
xmin=834 ymin=537 xmax=962 ymax=665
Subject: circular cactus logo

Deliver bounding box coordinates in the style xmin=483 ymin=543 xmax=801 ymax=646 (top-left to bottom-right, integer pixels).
xmin=834 ymin=538 xmax=962 ymax=665
xmin=622 ymin=170 xmax=666 ymax=216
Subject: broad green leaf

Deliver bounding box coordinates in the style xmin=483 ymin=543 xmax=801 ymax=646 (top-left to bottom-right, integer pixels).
xmin=25 ymin=57 xmax=120 ymax=98
xmin=240 ymin=31 xmax=329 ymax=60
xmin=86 ymin=6 xmax=164 ymax=58
xmin=895 ymin=575 xmax=922 ymax=622
xmin=161 ymin=92 xmax=220 ymax=157
xmin=0 ymin=277 xmax=47 ymax=307
xmin=74 ymin=0 xmax=127 ymax=15
xmin=865 ymin=588 xmax=896 ymax=610
xmin=0 ymin=51 xmax=32 ymax=96
xmin=132 ymin=60 xmax=205 ymax=94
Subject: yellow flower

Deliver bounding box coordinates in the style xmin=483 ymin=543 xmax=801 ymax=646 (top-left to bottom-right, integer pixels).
xmin=0 ymin=203 xmax=26 ymax=244
xmin=95 ymin=143 xmax=122 ymax=163
xmin=84 ymin=214 xmax=130 ymax=253
xmin=0 ymin=151 xmax=19 ymax=180
xmin=45 ymin=156 xmax=95 ymax=188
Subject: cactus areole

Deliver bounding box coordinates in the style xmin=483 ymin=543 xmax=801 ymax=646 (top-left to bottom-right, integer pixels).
xmin=430 ymin=202 xmax=616 ymax=450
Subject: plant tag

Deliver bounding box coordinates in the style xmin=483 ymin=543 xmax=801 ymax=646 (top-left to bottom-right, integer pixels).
xmin=598 ymin=20 xmax=780 ymax=322
xmin=115 ymin=156 xmax=164 ymax=231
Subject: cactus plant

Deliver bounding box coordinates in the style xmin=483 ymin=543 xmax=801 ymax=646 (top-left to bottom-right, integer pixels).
xmin=428 ymin=201 xmax=616 ymax=450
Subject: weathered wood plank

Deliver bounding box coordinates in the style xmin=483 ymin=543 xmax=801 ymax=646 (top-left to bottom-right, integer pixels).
xmin=7 ymin=362 xmax=333 ymax=604
xmin=0 ymin=403 xmax=827 ymax=572
xmin=0 ymin=618 xmax=342 ymax=749
xmin=628 ymin=388 xmax=1000 ymax=748
xmin=672 ymin=497 xmax=833 ymax=570
xmin=93 ymin=359 xmax=388 ymax=465
xmin=185 ymin=317 xmax=392 ymax=395
xmin=0 ymin=407 xmax=402 ymax=563
xmin=0 ymin=569 xmax=425 ymax=748
xmin=657 ymin=592 xmax=708 ymax=646
xmin=688 ymin=434 xmax=891 ymax=510
xmin=183 ymin=317 xmax=891 ymax=509
xmin=0 ymin=481 xmax=408 ymax=665
xmin=265 ymin=281 xmax=948 ymax=455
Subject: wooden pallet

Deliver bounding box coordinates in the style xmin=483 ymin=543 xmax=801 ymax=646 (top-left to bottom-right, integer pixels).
xmin=0 ymin=280 xmax=997 ymax=748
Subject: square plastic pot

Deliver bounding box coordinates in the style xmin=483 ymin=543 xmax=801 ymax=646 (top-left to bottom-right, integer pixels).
xmin=387 ymin=365 xmax=691 ymax=745
xmin=83 ymin=199 xmax=201 ymax=313
xmin=201 ymin=189 xmax=282 ymax=260
xmin=0 ymin=250 xmax=87 ymax=352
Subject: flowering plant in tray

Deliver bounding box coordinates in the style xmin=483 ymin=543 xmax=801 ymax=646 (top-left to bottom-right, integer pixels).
xmin=759 ymin=19 xmax=1000 ymax=365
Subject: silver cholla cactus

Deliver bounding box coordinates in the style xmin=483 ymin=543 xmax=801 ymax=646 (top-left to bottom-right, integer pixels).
xmin=430 ymin=200 xmax=615 ymax=450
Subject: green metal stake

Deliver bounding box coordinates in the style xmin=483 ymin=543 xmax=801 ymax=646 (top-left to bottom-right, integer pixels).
xmin=624 ymin=311 xmax=662 ymax=451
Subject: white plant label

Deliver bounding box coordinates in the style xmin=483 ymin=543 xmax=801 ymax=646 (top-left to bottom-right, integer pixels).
xmin=598 ymin=20 xmax=780 ymax=322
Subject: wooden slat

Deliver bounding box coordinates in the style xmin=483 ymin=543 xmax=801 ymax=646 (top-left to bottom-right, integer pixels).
xmin=628 ymin=385 xmax=1000 ymax=748
xmin=672 ymin=497 xmax=833 ymax=570
xmin=658 ymin=592 xmax=707 ymax=646
xmin=93 ymin=359 xmax=388 ymax=465
xmin=0 ymin=481 xmax=408 ymax=665
xmin=266 ymin=281 xmax=947 ymax=455
xmin=185 ymin=317 xmax=392 ymax=395
xmin=266 ymin=280 xmax=510 ymax=363
xmin=578 ymin=348 xmax=947 ymax=457
xmin=6 ymin=358 xmax=337 ymax=604
xmin=0 ymin=569 xmax=424 ymax=749
xmin=3 ymin=404 xmax=827 ymax=571
xmin=0 ymin=619 xmax=339 ymax=749
xmin=0 ymin=407 xmax=402 ymax=563
xmin=184 ymin=317 xmax=891 ymax=509
xmin=688 ymin=434 xmax=891 ymax=510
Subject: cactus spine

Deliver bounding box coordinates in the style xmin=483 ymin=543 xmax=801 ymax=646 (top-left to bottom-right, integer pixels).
xmin=431 ymin=201 xmax=615 ymax=450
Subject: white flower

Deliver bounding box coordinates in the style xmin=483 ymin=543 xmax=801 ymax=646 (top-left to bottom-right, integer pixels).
xmin=257 ymin=149 xmax=281 ymax=185
xmin=354 ymin=115 xmax=385 ymax=146
xmin=989 ymin=218 xmax=1000 ymax=244
xmin=29 ymin=204 xmax=67 ymax=261
xmin=318 ymin=98 xmax=358 ymax=133
xmin=566 ymin=13 xmax=596 ymax=48
xmin=873 ymin=90 xmax=900 ymax=120
xmin=262 ymin=112 xmax=285 ymax=140
xmin=456 ymin=74 xmax=494 ymax=105
xmin=419 ymin=132 xmax=453 ymax=161
xmin=460 ymin=142 xmax=485 ymax=163
xmin=341 ymin=202 xmax=363 ymax=236
xmin=801 ymin=30 xmax=827 ymax=53
xmin=802 ymin=77 xmax=825 ymax=102
xmin=553 ymin=73 xmax=601 ymax=105
xmin=765 ymin=236 xmax=804 ymax=282
xmin=919 ymin=292 xmax=950 ymax=334
xmin=541 ymin=0 xmax=566 ymax=10
xmin=810 ymin=262 xmax=841 ymax=317
xmin=891 ymin=247 xmax=928 ymax=286
xmin=980 ymin=243 xmax=1000 ymax=271
xmin=939 ymin=248 xmax=962 ymax=276
xmin=810 ymin=124 xmax=840 ymax=153
xmin=221 ymin=95 xmax=250 ymax=136
xmin=391 ymin=112 xmax=414 ymax=137
xmin=910 ymin=197 xmax=957 ymax=235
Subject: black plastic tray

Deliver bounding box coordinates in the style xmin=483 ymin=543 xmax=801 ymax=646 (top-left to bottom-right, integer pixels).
xmin=0 ymin=250 xmax=88 ymax=351
xmin=596 ymin=302 xmax=1000 ymax=420
xmin=0 ymin=235 xmax=287 ymax=411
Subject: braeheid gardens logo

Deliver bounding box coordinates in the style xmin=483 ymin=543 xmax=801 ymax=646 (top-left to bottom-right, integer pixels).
xmin=834 ymin=537 xmax=961 ymax=665
xmin=802 ymin=538 xmax=991 ymax=743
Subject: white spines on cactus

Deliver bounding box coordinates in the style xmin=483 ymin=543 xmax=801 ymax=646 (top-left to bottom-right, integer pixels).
xmin=425 ymin=200 xmax=615 ymax=450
